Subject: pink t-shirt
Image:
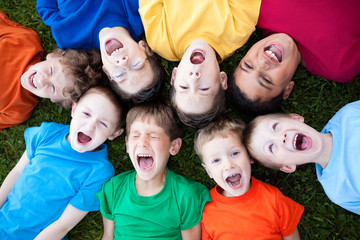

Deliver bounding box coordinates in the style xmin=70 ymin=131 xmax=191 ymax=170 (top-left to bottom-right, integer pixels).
xmin=257 ymin=0 xmax=360 ymax=83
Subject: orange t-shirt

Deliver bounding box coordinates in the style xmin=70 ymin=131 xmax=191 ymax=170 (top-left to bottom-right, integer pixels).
xmin=0 ymin=12 xmax=43 ymax=131
xmin=201 ymin=177 xmax=304 ymax=239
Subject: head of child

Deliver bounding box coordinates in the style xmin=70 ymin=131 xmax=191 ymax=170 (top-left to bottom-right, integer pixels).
xmin=194 ymin=117 xmax=252 ymax=197
xmin=243 ymin=112 xmax=328 ymax=173
xmin=125 ymin=101 xmax=182 ymax=183
xmin=169 ymin=39 xmax=228 ymax=128
xmin=21 ymin=48 xmax=104 ymax=109
xmin=227 ymin=33 xmax=301 ymax=115
xmin=99 ymin=27 xmax=164 ymax=103
xmin=67 ymin=85 xmax=124 ymax=153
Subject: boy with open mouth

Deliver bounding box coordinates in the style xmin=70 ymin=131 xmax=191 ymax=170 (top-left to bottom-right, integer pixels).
xmin=244 ymin=100 xmax=360 ymax=215
xmin=96 ymin=101 xmax=210 ymax=240
xmin=194 ymin=117 xmax=303 ymax=239
xmin=0 ymin=85 xmax=124 ymax=238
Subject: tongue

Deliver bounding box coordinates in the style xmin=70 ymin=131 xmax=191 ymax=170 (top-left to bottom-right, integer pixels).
xmin=191 ymin=52 xmax=205 ymax=64
xmin=227 ymin=174 xmax=241 ymax=183
xmin=78 ymin=132 xmax=92 ymax=143
xmin=105 ymin=39 xmax=123 ymax=55
xmin=268 ymin=45 xmax=282 ymax=62
xmin=139 ymin=157 xmax=154 ymax=169
xmin=296 ymin=134 xmax=311 ymax=150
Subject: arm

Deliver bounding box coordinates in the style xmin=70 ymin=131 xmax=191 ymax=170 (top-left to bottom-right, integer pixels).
xmin=283 ymin=227 xmax=300 ymax=240
xmin=34 ymin=204 xmax=88 ymax=240
xmin=36 ymin=0 xmax=63 ymax=24
xmin=181 ymin=222 xmax=201 ymax=240
xmin=101 ymin=216 xmax=115 ymax=240
xmin=0 ymin=151 xmax=29 ymax=207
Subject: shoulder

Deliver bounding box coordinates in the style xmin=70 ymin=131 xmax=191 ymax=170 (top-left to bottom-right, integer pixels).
xmin=25 ymin=122 xmax=67 ymax=141
xmin=104 ymin=170 xmax=135 ymax=189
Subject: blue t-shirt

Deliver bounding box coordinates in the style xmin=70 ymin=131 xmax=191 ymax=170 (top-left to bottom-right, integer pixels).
xmin=36 ymin=0 xmax=144 ymax=49
xmin=0 ymin=122 xmax=114 ymax=239
xmin=316 ymin=100 xmax=360 ymax=215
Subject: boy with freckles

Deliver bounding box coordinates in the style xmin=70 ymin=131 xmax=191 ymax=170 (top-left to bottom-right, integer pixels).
xmin=194 ymin=117 xmax=304 ymax=239
xmin=0 ymin=85 xmax=124 ymax=239
xmin=96 ymin=102 xmax=210 ymax=240
xmin=243 ymin=100 xmax=360 ymax=215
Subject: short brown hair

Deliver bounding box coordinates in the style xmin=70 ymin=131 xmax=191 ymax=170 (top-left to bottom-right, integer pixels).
xmin=243 ymin=113 xmax=289 ymax=169
xmin=79 ymin=85 xmax=124 ymax=131
xmin=169 ymin=84 xmax=226 ymax=129
xmin=126 ymin=101 xmax=181 ymax=141
xmin=52 ymin=48 xmax=105 ymax=109
xmin=194 ymin=117 xmax=246 ymax=161
xmin=111 ymin=53 xmax=164 ymax=104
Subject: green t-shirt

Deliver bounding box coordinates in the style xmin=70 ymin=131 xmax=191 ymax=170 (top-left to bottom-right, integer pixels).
xmin=96 ymin=168 xmax=210 ymax=239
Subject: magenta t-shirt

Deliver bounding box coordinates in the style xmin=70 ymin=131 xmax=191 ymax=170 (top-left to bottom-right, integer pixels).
xmin=257 ymin=0 xmax=360 ymax=83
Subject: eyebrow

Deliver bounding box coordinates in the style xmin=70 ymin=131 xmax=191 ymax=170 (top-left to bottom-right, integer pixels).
xmin=239 ymin=63 xmax=273 ymax=90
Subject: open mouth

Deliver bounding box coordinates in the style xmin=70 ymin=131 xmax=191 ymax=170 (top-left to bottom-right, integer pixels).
xmin=78 ymin=132 xmax=92 ymax=144
xmin=293 ymin=134 xmax=311 ymax=151
xmin=264 ymin=44 xmax=282 ymax=63
xmin=226 ymin=173 xmax=242 ymax=189
xmin=137 ymin=154 xmax=154 ymax=172
xmin=29 ymin=72 xmax=37 ymax=89
xmin=190 ymin=50 xmax=205 ymax=64
xmin=105 ymin=39 xmax=124 ymax=56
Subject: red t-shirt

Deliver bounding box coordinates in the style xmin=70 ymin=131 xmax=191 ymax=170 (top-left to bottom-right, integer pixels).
xmin=201 ymin=177 xmax=304 ymax=239
xmin=0 ymin=12 xmax=43 ymax=130
xmin=257 ymin=0 xmax=360 ymax=83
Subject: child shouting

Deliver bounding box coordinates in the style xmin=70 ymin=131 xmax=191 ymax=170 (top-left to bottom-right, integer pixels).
xmin=194 ymin=117 xmax=304 ymax=239
xmin=243 ymin=100 xmax=360 ymax=215
xmin=96 ymin=101 xmax=210 ymax=239
xmin=0 ymin=85 xmax=124 ymax=239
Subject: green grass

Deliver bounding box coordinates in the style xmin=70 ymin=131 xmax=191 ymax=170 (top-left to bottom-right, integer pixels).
xmin=1 ymin=1 xmax=360 ymax=239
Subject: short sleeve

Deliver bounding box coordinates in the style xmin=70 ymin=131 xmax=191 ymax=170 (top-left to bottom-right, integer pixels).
xmin=276 ymin=190 xmax=304 ymax=237
xmin=95 ymin=177 xmax=116 ymax=220
xmin=180 ymin=182 xmax=211 ymax=230
xmin=70 ymin=163 xmax=114 ymax=212
xmin=24 ymin=122 xmax=54 ymax=160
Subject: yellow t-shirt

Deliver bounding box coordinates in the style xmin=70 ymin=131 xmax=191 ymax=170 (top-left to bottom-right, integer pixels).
xmin=139 ymin=0 xmax=261 ymax=62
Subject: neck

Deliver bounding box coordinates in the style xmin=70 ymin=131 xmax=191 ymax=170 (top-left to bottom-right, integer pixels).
xmin=315 ymin=132 xmax=333 ymax=169
xmin=135 ymin=169 xmax=167 ymax=197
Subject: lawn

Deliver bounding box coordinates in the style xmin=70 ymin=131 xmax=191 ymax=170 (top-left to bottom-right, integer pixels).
xmin=1 ymin=1 xmax=360 ymax=239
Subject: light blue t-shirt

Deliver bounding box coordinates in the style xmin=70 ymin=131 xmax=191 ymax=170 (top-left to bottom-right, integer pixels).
xmin=36 ymin=0 xmax=144 ymax=49
xmin=316 ymin=100 xmax=360 ymax=215
xmin=0 ymin=122 xmax=114 ymax=239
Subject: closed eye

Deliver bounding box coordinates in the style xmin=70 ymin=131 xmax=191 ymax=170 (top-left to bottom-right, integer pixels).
xmin=262 ymin=76 xmax=272 ymax=84
xmin=82 ymin=112 xmax=90 ymax=117
xmin=244 ymin=62 xmax=253 ymax=69
xmin=212 ymin=158 xmax=220 ymax=164
xmin=180 ymin=85 xmax=189 ymax=89
xmin=100 ymin=122 xmax=108 ymax=128
xmin=199 ymin=87 xmax=209 ymax=91
xmin=272 ymin=123 xmax=278 ymax=131
xmin=269 ymin=143 xmax=274 ymax=153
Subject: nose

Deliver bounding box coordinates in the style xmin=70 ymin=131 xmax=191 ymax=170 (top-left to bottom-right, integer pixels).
xmin=38 ymin=75 xmax=49 ymax=87
xmin=116 ymin=55 xmax=128 ymax=66
xmin=86 ymin=119 xmax=96 ymax=131
xmin=138 ymin=135 xmax=149 ymax=148
xmin=224 ymin=158 xmax=235 ymax=170
xmin=257 ymin=57 xmax=270 ymax=70
xmin=189 ymin=71 xmax=201 ymax=79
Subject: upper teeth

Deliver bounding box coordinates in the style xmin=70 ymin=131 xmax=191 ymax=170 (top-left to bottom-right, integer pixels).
xmin=138 ymin=154 xmax=152 ymax=157
xmin=293 ymin=134 xmax=298 ymax=149
xmin=265 ymin=50 xmax=279 ymax=62
xmin=111 ymin=48 xmax=121 ymax=56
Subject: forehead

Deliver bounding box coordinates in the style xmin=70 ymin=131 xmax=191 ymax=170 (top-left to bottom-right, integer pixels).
xmin=128 ymin=117 xmax=165 ymax=133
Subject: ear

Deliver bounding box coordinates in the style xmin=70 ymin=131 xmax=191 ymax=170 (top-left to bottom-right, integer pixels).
xmin=282 ymin=81 xmax=294 ymax=100
xmin=219 ymin=71 xmax=228 ymax=90
xmin=169 ymin=138 xmax=182 ymax=156
xmin=46 ymin=52 xmax=57 ymax=60
xmin=108 ymin=128 xmax=124 ymax=141
xmin=139 ymin=40 xmax=154 ymax=56
xmin=71 ymin=101 xmax=77 ymax=117
xmin=288 ymin=113 xmax=304 ymax=122
xmin=170 ymin=67 xmax=178 ymax=85
xmin=280 ymin=164 xmax=296 ymax=173
xmin=249 ymin=157 xmax=255 ymax=164
xmin=201 ymin=163 xmax=213 ymax=179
